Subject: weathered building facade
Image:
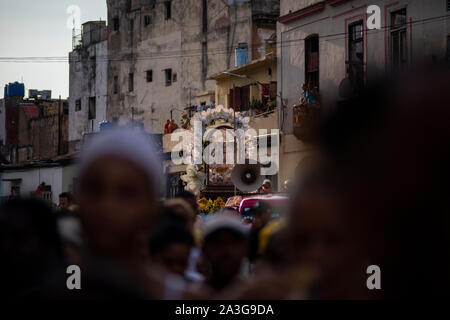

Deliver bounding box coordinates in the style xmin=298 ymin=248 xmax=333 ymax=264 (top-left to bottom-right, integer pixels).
xmin=106 ymin=0 xmax=280 ymax=133
xmin=68 ymin=21 xmax=108 ymax=153
xmin=1 ymin=96 xmax=69 ymax=165
xmin=276 ymin=0 xmax=450 ymax=185
xmin=0 ymin=98 xmax=5 ymax=147
xmin=0 ymin=160 xmax=77 ymax=204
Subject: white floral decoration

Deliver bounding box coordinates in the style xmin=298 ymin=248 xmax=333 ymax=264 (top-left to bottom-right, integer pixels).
xmin=180 ymin=165 xmax=206 ymax=196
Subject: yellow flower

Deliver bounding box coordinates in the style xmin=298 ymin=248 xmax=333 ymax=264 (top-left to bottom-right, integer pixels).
xmin=198 ymin=197 xmax=208 ymax=206
xmin=213 ymin=197 xmax=225 ymax=209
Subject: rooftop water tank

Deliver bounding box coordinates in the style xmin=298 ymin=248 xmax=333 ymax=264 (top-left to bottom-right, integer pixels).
xmin=100 ymin=121 xmax=113 ymax=131
xmin=4 ymin=82 xmax=25 ymax=98
xmin=235 ymin=43 xmax=248 ymax=67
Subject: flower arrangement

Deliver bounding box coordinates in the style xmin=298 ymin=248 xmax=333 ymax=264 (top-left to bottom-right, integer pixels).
xmin=180 ymin=165 xmax=206 ymax=196
xmin=198 ymin=196 xmax=226 ymax=214
xmin=192 ymin=104 xmax=250 ymax=129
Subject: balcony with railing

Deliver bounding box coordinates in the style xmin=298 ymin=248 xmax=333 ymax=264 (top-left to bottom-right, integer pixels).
xmin=293 ymin=85 xmax=321 ymax=141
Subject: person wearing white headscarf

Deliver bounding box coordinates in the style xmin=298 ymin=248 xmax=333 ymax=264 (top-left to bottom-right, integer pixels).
xmin=75 ymin=125 xmax=166 ymax=297
xmin=78 ymin=125 xmax=162 ymax=190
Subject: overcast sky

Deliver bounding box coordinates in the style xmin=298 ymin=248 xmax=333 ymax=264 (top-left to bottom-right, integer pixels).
xmin=0 ymin=0 xmax=107 ymax=99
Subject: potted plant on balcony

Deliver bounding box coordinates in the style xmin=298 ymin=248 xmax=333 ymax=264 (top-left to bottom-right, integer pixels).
xmin=250 ymin=98 xmax=264 ymax=115
xmin=267 ymin=99 xmax=276 ymax=111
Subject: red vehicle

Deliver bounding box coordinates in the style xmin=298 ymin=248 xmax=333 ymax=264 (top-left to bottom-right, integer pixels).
xmin=238 ymin=195 xmax=288 ymax=219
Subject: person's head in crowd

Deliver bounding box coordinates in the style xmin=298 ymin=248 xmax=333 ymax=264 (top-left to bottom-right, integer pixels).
xmin=76 ymin=126 xmax=162 ymax=266
xmin=202 ymin=215 xmax=248 ymax=292
xmin=149 ymin=221 xmax=194 ymax=277
xmin=0 ymin=198 xmax=66 ymax=298
xmin=259 ymin=227 xmax=290 ymax=270
xmin=164 ymin=198 xmax=196 ymax=234
xmin=58 ymin=192 xmax=73 ymax=210
xmin=176 ymin=191 xmax=200 ymax=215
xmin=250 ymin=201 xmax=272 ymax=229
xmin=261 ymin=179 xmax=272 ymax=193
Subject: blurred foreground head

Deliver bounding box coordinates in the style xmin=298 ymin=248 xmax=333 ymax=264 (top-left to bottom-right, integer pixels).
xmin=288 ymin=64 xmax=450 ymax=299
xmin=0 ymin=198 xmax=65 ymax=298
xmin=76 ymin=126 xmax=162 ymax=260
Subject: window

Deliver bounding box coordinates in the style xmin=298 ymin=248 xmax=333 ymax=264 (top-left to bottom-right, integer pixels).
xmin=114 ymin=76 xmax=119 ymax=94
xmin=147 ymin=70 xmax=154 ymax=83
xmin=390 ymin=9 xmax=408 ymax=71
xmin=129 ymin=73 xmax=134 ymax=92
xmin=90 ymin=56 xmax=96 ymax=77
xmin=165 ymin=69 xmax=172 ymax=86
xmin=447 ymin=35 xmax=450 ymax=60
xmin=165 ymin=1 xmax=171 ymax=20
xmin=172 ymin=72 xmax=177 ymax=83
xmin=228 ymin=85 xmax=250 ymax=111
xmin=305 ymin=35 xmax=319 ymax=88
xmin=202 ymin=0 xmax=207 ymax=33
xmin=11 ymin=185 xmax=20 ymax=197
xmin=130 ymin=19 xmax=134 ymax=47
xmin=144 ymin=15 xmax=151 ymax=26
xmin=75 ymin=99 xmax=81 ymax=111
xmin=447 ymin=0 xmax=450 ymax=11
xmin=88 ymin=97 xmax=96 ymax=120
xmin=348 ymin=21 xmax=364 ymax=90
xmin=113 ymin=17 xmax=120 ymax=31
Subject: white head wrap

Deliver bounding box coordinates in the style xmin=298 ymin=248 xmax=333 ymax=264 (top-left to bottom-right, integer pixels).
xmin=77 ymin=125 xmax=162 ymax=191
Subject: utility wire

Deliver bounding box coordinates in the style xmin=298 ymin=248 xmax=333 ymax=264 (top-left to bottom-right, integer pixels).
xmin=1 ymin=13 xmax=449 ymax=63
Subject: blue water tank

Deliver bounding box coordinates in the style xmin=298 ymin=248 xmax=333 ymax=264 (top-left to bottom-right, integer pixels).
xmin=235 ymin=48 xmax=248 ymax=67
xmin=4 ymin=82 xmax=25 ymax=98
xmin=100 ymin=121 xmax=113 ymax=131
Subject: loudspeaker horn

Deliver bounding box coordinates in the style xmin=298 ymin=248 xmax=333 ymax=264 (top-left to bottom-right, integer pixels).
xmin=231 ymin=162 xmax=264 ymax=192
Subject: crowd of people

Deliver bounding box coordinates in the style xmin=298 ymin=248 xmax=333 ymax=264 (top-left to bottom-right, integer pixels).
xmin=1 ymin=65 xmax=450 ymax=299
